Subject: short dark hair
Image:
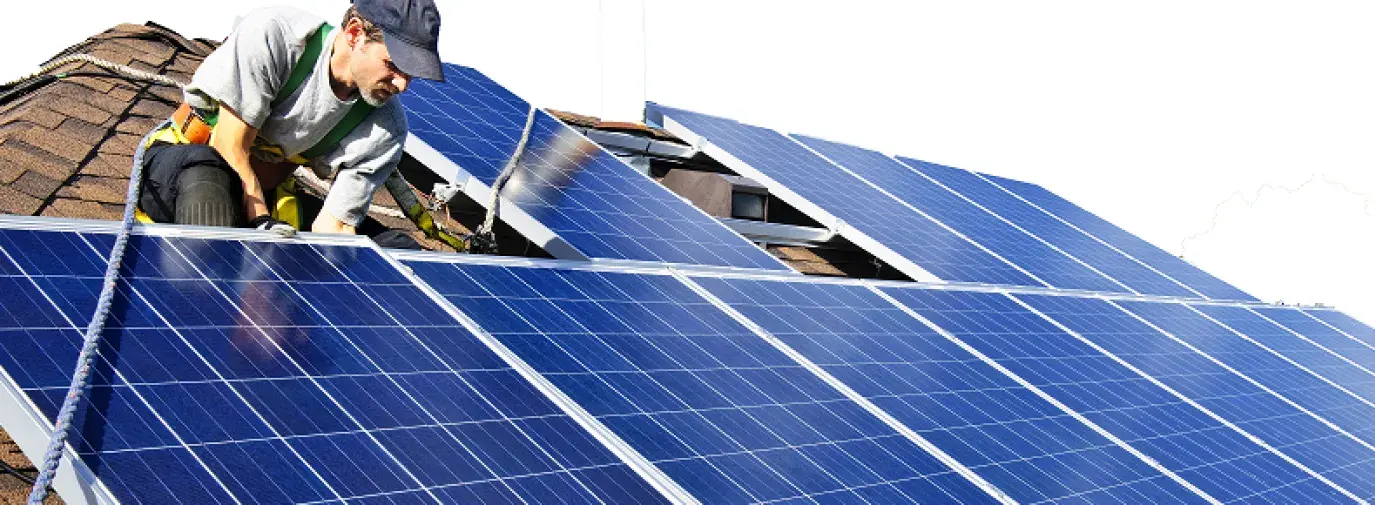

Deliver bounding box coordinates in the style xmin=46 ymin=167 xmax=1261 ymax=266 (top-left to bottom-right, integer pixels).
xmin=342 ymin=5 xmax=385 ymax=42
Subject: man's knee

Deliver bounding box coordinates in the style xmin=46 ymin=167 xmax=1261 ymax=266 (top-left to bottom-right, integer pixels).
xmin=139 ymin=143 xmax=242 ymax=227
xmin=175 ymin=164 xmax=241 ymax=227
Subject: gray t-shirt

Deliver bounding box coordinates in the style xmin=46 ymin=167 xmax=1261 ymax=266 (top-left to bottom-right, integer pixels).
xmin=185 ymin=5 xmax=407 ymax=227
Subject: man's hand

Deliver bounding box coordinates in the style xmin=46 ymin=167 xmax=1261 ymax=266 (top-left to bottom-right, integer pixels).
xmin=209 ymin=105 xmax=268 ymax=222
xmin=249 ymin=215 xmax=298 ymax=237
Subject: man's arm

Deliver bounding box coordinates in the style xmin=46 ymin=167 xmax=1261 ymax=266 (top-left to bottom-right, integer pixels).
xmin=312 ymin=209 xmax=356 ymax=234
xmin=209 ymin=105 xmax=269 ymax=221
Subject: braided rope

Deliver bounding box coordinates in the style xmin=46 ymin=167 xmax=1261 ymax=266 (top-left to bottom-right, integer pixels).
xmin=3 ymin=53 xmax=187 ymax=90
xmin=21 ymin=53 xmax=186 ymax=505
xmin=26 ymin=120 xmax=167 ymax=504
xmin=478 ymin=106 xmax=538 ymax=235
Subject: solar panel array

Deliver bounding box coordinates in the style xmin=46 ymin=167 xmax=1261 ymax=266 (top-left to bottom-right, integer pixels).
xmin=891 ymin=158 xmax=1201 ymax=299
xmin=408 ymin=260 xmax=994 ymax=504
xmin=692 ymin=277 xmax=1207 ymax=504
xmin=2 ymin=68 xmax=1369 ymax=505
xmin=0 ymin=228 xmax=672 ymax=504
xmin=1118 ymin=302 xmax=1375 ymax=454
xmin=3 ymin=221 xmax=1374 ymax=504
xmin=400 ymin=65 xmax=790 ymax=272
xmin=975 ymin=173 xmax=1258 ymax=301
xmin=648 ymin=103 xmax=1266 ymax=301
xmin=791 ymin=135 xmax=1126 ymax=293
xmin=1017 ymin=295 xmax=1375 ymax=499
xmin=880 ymin=288 xmax=1347 ymax=503
xmin=646 ymin=103 xmax=1043 ymax=287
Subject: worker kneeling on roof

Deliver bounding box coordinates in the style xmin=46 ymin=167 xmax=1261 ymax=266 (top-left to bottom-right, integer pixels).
xmin=138 ymin=0 xmax=443 ymax=236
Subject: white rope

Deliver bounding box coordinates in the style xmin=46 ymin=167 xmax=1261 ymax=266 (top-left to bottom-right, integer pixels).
xmin=3 ymin=53 xmax=187 ymax=89
xmin=21 ymin=53 xmax=189 ymax=504
xmin=478 ymin=106 xmax=538 ymax=235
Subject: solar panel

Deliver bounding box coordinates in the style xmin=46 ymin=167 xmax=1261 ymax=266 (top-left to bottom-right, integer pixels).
xmin=0 ymin=225 xmax=675 ymax=504
xmin=977 ymin=173 xmax=1258 ymax=301
xmin=405 ymin=257 xmax=999 ymax=504
xmin=1117 ymin=301 xmax=1375 ymax=451
xmin=891 ymin=157 xmax=1201 ymax=298
xmin=1016 ymin=294 xmax=1375 ymax=499
xmin=881 ymin=287 xmax=1356 ymax=503
xmin=1251 ymin=307 xmax=1375 ymax=369
xmin=1190 ymin=306 xmax=1375 ymax=401
xmin=400 ymin=64 xmax=791 ymax=272
xmin=692 ymin=276 xmax=1209 ymax=504
xmin=1306 ymin=309 xmax=1375 ymax=351
xmin=786 ymin=135 xmax=1126 ymax=293
xmin=646 ymin=103 xmax=1043 ymax=288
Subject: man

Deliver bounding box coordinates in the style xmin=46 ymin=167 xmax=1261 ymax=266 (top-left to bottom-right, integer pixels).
xmin=138 ymin=0 xmax=443 ymax=235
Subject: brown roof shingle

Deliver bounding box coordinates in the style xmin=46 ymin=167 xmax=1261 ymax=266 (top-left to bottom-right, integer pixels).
xmin=0 ymin=22 xmax=207 ymax=218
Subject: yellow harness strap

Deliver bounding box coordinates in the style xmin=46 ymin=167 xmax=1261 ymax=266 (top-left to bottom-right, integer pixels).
xmin=274 ymin=178 xmax=301 ymax=229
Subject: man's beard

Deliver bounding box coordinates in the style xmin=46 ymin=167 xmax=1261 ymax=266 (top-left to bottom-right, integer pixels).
xmin=360 ymin=85 xmax=391 ymax=107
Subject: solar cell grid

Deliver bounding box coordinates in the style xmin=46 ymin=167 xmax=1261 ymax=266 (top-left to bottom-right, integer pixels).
xmin=0 ymin=228 xmax=671 ymax=505
xmin=788 ymin=134 xmax=1124 ymax=293
xmin=893 ymin=158 xmax=1199 ymax=298
xmin=880 ymin=288 xmax=1350 ymax=503
xmin=649 ymin=103 xmax=1043 ymax=288
xmin=1251 ymin=307 xmax=1375 ymax=370
xmin=1014 ymin=294 xmax=1375 ymax=500
xmin=1190 ymin=306 xmax=1375 ymax=404
xmin=1306 ymin=310 xmax=1375 ymax=350
xmin=401 ymin=65 xmax=789 ymax=271
xmin=1118 ymin=301 xmax=1375 ymax=453
xmin=411 ymin=259 xmax=996 ymax=504
xmin=977 ymin=173 xmax=1257 ymax=301
xmin=694 ymin=276 xmax=1208 ymax=504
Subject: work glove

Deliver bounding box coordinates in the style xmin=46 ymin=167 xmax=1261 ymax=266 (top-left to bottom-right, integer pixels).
xmin=249 ymin=215 xmax=298 ymax=237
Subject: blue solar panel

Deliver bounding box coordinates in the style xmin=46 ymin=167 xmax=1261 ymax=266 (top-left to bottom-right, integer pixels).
xmin=695 ymin=276 xmax=1208 ymax=504
xmin=880 ymin=288 xmax=1353 ymax=503
xmin=647 ymin=103 xmax=1042 ymax=288
xmin=979 ymin=173 xmax=1258 ymax=301
xmin=786 ymin=135 xmax=1123 ymax=293
xmin=1306 ymin=309 xmax=1375 ymax=351
xmin=1252 ymin=307 xmax=1375 ymax=369
xmin=409 ymin=259 xmax=996 ymax=504
xmin=891 ymin=158 xmax=1200 ymax=298
xmin=1191 ymin=306 xmax=1375 ymax=401
xmin=1016 ymin=294 xmax=1375 ymax=500
xmin=0 ymin=228 xmax=671 ymax=504
xmin=1118 ymin=301 xmax=1375 ymax=451
xmin=401 ymin=65 xmax=789 ymax=271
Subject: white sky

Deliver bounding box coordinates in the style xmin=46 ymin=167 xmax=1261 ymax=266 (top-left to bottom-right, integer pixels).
xmin=6 ymin=0 xmax=1373 ymax=325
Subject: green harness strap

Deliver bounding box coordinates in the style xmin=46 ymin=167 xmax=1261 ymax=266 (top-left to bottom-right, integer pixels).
xmin=266 ymin=23 xmax=463 ymax=249
xmin=274 ymin=22 xmax=374 ymax=161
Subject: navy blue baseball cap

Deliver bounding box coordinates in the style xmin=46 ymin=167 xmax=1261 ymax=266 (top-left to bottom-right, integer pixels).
xmin=353 ymin=0 xmax=445 ymax=82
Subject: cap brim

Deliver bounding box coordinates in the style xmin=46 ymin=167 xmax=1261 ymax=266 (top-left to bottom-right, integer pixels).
xmin=383 ymin=33 xmax=445 ymax=82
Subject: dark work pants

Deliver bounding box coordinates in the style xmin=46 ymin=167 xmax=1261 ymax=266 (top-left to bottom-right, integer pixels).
xmin=139 ymin=143 xmax=244 ymax=227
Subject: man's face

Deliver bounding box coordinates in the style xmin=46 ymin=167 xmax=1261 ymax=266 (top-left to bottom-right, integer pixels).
xmin=350 ymin=39 xmax=411 ymax=107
